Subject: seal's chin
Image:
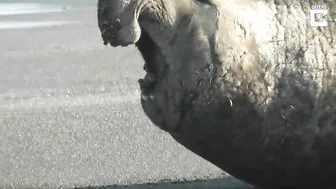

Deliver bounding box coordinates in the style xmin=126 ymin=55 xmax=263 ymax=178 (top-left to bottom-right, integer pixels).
xmin=136 ymin=28 xmax=167 ymax=101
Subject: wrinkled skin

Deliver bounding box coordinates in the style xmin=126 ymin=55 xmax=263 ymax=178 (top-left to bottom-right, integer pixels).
xmin=97 ymin=0 xmax=336 ymax=188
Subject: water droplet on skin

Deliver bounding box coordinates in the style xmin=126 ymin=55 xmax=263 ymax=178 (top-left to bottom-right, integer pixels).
xmin=120 ymin=0 xmax=131 ymax=8
xmin=198 ymin=79 xmax=203 ymax=87
xmin=207 ymin=99 xmax=213 ymax=104
xmin=209 ymin=77 xmax=214 ymax=84
xmin=229 ymin=99 xmax=233 ymax=107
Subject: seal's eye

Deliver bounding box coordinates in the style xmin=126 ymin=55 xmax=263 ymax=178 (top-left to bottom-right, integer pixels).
xmin=113 ymin=19 xmax=122 ymax=30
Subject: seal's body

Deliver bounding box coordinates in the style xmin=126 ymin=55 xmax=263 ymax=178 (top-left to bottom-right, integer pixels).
xmin=97 ymin=0 xmax=336 ymax=188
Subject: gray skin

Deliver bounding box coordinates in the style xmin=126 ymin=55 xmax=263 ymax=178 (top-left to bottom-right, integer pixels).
xmin=97 ymin=0 xmax=336 ymax=188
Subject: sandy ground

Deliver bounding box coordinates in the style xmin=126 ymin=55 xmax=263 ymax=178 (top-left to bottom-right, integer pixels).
xmin=0 ymin=2 xmax=254 ymax=189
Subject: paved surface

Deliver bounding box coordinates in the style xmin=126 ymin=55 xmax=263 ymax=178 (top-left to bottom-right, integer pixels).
xmin=0 ymin=1 xmax=253 ymax=189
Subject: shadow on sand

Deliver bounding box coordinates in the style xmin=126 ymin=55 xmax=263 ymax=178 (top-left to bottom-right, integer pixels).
xmin=75 ymin=178 xmax=256 ymax=189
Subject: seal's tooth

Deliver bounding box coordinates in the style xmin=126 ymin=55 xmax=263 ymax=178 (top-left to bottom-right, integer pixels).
xmin=141 ymin=94 xmax=149 ymax=101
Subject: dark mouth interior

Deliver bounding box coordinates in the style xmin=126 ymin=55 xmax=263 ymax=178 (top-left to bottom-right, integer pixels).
xmin=137 ymin=28 xmax=157 ymax=76
xmin=136 ymin=26 xmax=166 ymax=96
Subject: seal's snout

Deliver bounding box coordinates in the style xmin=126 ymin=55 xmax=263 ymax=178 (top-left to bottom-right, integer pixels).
xmin=97 ymin=0 xmax=142 ymax=47
xmin=100 ymin=19 xmax=132 ymax=47
xmin=100 ymin=19 xmax=124 ymax=46
xmin=97 ymin=0 xmax=126 ymax=47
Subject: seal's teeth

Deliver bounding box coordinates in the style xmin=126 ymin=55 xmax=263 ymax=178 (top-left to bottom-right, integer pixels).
xmin=141 ymin=95 xmax=149 ymax=101
xmin=141 ymin=94 xmax=155 ymax=101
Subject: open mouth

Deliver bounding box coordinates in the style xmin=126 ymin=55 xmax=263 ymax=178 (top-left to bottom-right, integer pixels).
xmin=136 ymin=27 xmax=167 ymax=101
xmin=97 ymin=2 xmax=167 ymax=100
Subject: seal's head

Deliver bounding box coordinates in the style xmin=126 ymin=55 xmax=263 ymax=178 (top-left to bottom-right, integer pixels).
xmin=97 ymin=0 xmax=142 ymax=47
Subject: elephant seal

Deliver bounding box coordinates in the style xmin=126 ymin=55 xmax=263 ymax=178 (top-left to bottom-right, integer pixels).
xmin=97 ymin=0 xmax=336 ymax=188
